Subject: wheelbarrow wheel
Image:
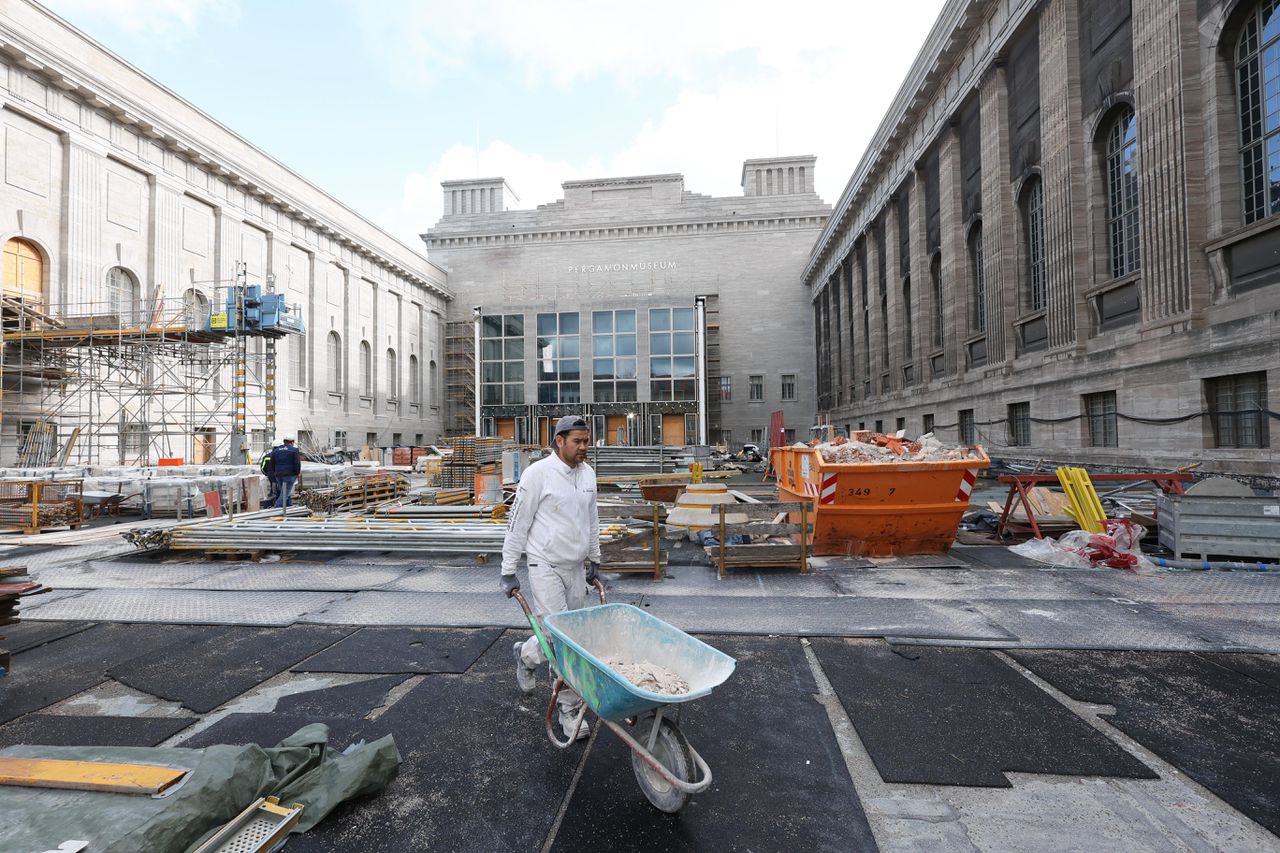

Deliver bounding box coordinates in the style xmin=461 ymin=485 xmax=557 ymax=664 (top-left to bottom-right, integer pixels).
xmin=631 ymin=714 xmax=694 ymax=813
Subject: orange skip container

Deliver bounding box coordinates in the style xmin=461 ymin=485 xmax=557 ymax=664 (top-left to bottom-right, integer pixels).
xmin=770 ymin=445 xmax=991 ymax=557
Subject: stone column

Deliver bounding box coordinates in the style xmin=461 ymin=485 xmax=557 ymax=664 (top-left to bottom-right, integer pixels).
xmin=62 ymin=132 xmax=106 ymax=309
xmin=979 ymin=62 xmax=1016 ymax=364
xmin=883 ymin=202 xmax=901 ymax=390
xmin=909 ymin=169 xmax=930 ymax=381
xmin=1039 ymin=0 xmax=1090 ymax=348
xmin=937 ymin=124 xmax=964 ymax=374
xmin=1132 ymin=0 xmax=1208 ymax=318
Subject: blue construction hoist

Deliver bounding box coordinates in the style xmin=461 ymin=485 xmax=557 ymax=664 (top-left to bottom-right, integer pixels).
xmin=205 ymin=284 xmax=304 ymax=337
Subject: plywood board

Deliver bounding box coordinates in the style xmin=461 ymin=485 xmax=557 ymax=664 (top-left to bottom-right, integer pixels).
xmin=0 ymin=756 xmax=187 ymax=794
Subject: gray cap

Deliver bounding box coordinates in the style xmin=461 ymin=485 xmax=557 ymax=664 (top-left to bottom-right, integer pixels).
xmin=553 ymin=415 xmax=589 ymax=437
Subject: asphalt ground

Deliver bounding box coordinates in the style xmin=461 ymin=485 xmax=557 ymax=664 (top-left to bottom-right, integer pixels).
xmin=2 ymin=530 xmax=1279 ymax=851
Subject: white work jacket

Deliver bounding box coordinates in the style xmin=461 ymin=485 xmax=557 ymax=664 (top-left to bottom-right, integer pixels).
xmin=501 ymin=452 xmax=602 ymax=575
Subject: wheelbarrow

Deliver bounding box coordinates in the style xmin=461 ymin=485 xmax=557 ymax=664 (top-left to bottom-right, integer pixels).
xmin=512 ymin=586 xmax=736 ymax=812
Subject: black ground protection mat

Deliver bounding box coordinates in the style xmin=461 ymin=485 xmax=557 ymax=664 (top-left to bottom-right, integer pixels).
xmin=551 ymin=635 xmax=876 ymax=853
xmin=179 ymin=713 xmax=382 ymax=751
xmin=286 ymin=631 xmax=584 ymax=853
xmin=812 ymin=639 xmax=1156 ymax=787
xmin=1 ymin=620 xmax=95 ymax=654
xmin=273 ymin=675 xmax=407 ymax=718
xmin=292 ymin=626 xmax=502 ymax=675
xmin=0 ymin=714 xmax=196 ymax=748
xmin=0 ymin=623 xmax=214 ymax=724
xmin=1009 ymin=650 xmax=1280 ymax=836
xmin=108 ymin=625 xmax=354 ymax=713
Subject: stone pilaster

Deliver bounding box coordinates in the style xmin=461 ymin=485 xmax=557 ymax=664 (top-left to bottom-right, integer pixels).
xmin=1039 ymin=0 xmax=1089 ymax=348
xmin=979 ymin=63 xmax=1015 ymax=363
xmin=908 ymin=169 xmax=930 ymax=380
xmin=62 ymin=132 xmax=106 ymax=309
xmin=149 ymin=172 xmax=183 ymax=301
xmin=883 ymin=201 xmax=901 ymax=389
xmin=1132 ymin=0 xmax=1208 ymax=318
xmin=937 ymin=124 xmax=964 ymax=374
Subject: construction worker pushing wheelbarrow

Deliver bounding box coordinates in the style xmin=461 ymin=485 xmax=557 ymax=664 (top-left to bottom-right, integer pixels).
xmin=502 ymin=415 xmax=736 ymax=812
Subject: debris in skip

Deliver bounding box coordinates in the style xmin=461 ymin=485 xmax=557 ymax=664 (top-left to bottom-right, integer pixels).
xmin=813 ymin=432 xmax=978 ymax=464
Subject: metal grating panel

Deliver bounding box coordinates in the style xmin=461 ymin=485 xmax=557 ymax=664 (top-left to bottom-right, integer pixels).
xmin=863 ymin=554 xmax=969 ymax=569
xmin=829 ymin=568 xmax=1098 ymax=601
xmin=1071 ymin=570 xmax=1280 ymax=605
xmin=30 ymin=562 xmax=230 ymax=590
xmin=303 ymin=591 xmax=527 ymax=628
xmin=21 ymin=589 xmax=345 ymax=626
xmin=1153 ymin=604 xmax=1280 ymax=653
xmin=182 ymin=566 xmax=412 ymax=592
xmin=972 ymin=599 xmax=1225 ymax=651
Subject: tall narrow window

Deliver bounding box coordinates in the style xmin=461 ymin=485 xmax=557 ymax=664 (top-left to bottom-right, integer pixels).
xmin=481 ymin=314 xmax=525 ymax=406
xmin=1008 ymin=402 xmax=1031 ymax=447
xmin=538 ymin=312 xmax=581 ymax=404
xmin=1105 ymin=107 xmax=1141 ymax=277
xmin=385 ymin=348 xmax=398 ymax=399
xmin=1023 ymin=178 xmax=1046 ymax=311
xmin=409 ymin=354 xmax=421 ymax=405
xmin=930 ymin=255 xmax=944 ymax=349
xmin=902 ymin=277 xmax=913 ymax=359
xmin=1084 ymin=391 xmax=1119 ymax=447
xmin=1207 ymin=372 xmax=1270 ymax=448
xmin=1237 ymin=0 xmax=1280 ymax=224
xmin=106 ymin=267 xmax=140 ymax=325
xmin=290 ymin=335 xmax=307 ymax=388
xmin=326 ymin=331 xmax=342 ymax=394
xmin=969 ymin=226 xmax=986 ymax=332
xmin=780 ymin=374 xmax=796 ymax=401
xmin=958 ymin=409 xmax=976 ymax=444
xmin=749 ymin=374 xmax=764 ymax=402
xmin=359 ymin=340 xmax=372 ymax=397
xmin=591 ymin=310 xmax=637 ymax=402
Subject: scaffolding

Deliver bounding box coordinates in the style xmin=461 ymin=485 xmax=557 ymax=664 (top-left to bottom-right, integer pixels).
xmin=0 ymin=265 xmax=298 ymax=467
xmin=445 ymin=318 xmax=475 ymax=435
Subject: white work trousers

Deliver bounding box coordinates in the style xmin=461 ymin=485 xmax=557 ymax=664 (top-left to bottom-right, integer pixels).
xmin=520 ymin=560 xmax=587 ymax=716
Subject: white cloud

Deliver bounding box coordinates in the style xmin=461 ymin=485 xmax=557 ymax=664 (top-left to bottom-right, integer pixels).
xmin=384 ymin=4 xmax=947 ymax=245
xmin=45 ymin=0 xmax=239 ymax=38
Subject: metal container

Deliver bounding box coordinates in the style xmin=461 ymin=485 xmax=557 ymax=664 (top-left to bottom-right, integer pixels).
xmin=1156 ymin=478 xmax=1280 ymax=561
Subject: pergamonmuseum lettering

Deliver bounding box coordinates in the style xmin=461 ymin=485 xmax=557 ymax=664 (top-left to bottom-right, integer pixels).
xmin=567 ymin=261 xmax=676 ymax=273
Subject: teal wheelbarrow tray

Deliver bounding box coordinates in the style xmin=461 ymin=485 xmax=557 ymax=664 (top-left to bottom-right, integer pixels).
xmin=512 ymin=586 xmax=736 ymax=812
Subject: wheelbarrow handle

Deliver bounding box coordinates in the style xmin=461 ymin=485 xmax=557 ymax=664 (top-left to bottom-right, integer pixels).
xmin=511 ymin=589 xmax=558 ymax=674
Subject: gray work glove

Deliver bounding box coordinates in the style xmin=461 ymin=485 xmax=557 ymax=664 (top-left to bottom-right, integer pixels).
xmin=585 ymin=560 xmax=604 ymax=589
xmin=501 ymin=573 xmax=520 ymax=597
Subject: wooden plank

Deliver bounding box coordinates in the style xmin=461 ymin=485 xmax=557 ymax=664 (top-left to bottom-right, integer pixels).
xmin=718 ymin=544 xmax=801 ymax=558
xmin=0 ymin=756 xmax=188 ymax=794
xmin=716 ymin=522 xmax=811 ymax=536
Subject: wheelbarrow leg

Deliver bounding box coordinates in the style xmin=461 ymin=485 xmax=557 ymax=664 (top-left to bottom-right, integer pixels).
xmin=544 ymin=677 xmax=588 ymax=750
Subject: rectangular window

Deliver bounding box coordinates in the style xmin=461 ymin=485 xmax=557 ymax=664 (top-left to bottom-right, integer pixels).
xmin=719 ymin=375 xmax=732 ymax=402
xmin=721 ymin=430 xmax=732 ymax=446
xmin=781 ymin=374 xmax=796 ymax=401
xmin=332 ymin=429 xmax=346 ymax=449
xmin=750 ymin=428 xmax=764 ymax=445
xmin=648 ymin=307 xmax=696 ymax=401
xmin=537 ymin=312 xmax=581 ymax=405
xmin=1008 ymin=402 xmax=1031 ymax=447
xmin=366 ymin=431 xmax=378 ymax=447
xmin=1084 ymin=391 xmax=1118 ymax=447
xmin=923 ymin=413 xmax=935 ymax=435
xmin=481 ymin=313 xmax=525 ymax=406
xmin=289 ymin=334 xmax=307 ymax=388
xmin=895 ymin=417 xmax=906 ymax=433
xmin=1206 ymin=372 xmax=1270 ymax=448
xmin=591 ymin=309 xmax=637 ymax=403
xmin=783 ymin=428 xmax=796 ymax=444
xmin=749 ymin=374 xmax=764 ymax=402
xmin=414 ymin=433 xmax=424 ymax=445
xmin=392 ymin=432 xmax=402 ymax=446
xmin=959 ymin=409 xmax=975 ymax=445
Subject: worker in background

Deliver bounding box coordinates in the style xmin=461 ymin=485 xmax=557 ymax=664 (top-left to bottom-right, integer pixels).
xmin=260 ymin=444 xmax=279 ymax=505
xmin=271 ymin=436 xmax=302 ymax=508
xmin=501 ymin=415 xmax=604 ymax=742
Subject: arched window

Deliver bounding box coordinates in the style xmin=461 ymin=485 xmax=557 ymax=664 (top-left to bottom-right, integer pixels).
xmin=2 ymin=238 xmax=44 ymax=303
xmin=902 ymin=277 xmax=913 ymax=359
xmin=385 ymin=348 xmax=398 ymax=399
xmin=968 ymin=224 xmax=986 ymax=332
xmin=327 ymin=331 xmax=342 ymax=394
xmin=1022 ymin=177 xmax=1047 ymax=312
xmin=106 ymin=267 xmax=140 ymax=325
xmin=182 ymin=288 xmax=210 ymax=327
xmin=409 ymin=354 xmax=421 ymax=405
xmin=430 ymin=359 xmax=439 ymax=407
xmin=1105 ymin=107 xmax=1140 ymax=277
xmin=1237 ymin=0 xmax=1280 ymax=223
xmin=359 ymin=340 xmax=372 ymax=396
xmin=929 ymin=254 xmax=944 ymax=349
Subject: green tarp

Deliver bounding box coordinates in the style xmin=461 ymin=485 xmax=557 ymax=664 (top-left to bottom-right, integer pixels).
xmin=0 ymin=724 xmax=400 ymax=852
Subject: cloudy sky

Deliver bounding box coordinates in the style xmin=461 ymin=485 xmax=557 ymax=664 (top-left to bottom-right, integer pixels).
xmin=45 ymin=0 xmax=947 ymax=250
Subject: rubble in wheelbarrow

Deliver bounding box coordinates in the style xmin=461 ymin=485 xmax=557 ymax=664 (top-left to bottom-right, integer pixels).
xmin=607 ymin=659 xmax=690 ymax=695
xmin=815 ymin=431 xmax=977 ymax=464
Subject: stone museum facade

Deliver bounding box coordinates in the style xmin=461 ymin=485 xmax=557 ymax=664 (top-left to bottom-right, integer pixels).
xmin=424 ymin=161 xmax=830 ymax=448
xmin=0 ymin=2 xmax=450 ymax=463
xmin=806 ymin=0 xmax=1279 ymax=479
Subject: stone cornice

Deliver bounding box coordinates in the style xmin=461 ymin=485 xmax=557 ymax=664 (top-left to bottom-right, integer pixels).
xmin=422 ymin=213 xmax=829 ymax=249
xmin=0 ymin=21 xmax=452 ymax=300
xmin=562 ymin=173 xmax=683 ymax=190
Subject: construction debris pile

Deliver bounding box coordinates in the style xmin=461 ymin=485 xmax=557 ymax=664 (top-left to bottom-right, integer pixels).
xmin=607 ymin=659 xmax=690 ymax=695
xmin=814 ymin=432 xmax=977 ymax=464
xmin=1011 ymin=519 xmax=1153 ymax=570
